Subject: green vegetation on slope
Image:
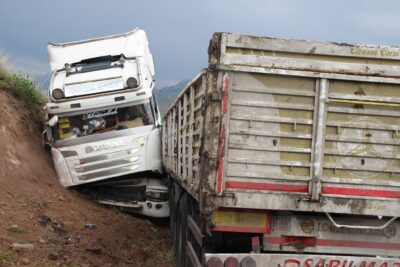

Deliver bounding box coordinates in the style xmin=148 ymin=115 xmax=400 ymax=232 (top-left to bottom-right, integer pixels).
xmin=0 ymin=62 xmax=46 ymax=132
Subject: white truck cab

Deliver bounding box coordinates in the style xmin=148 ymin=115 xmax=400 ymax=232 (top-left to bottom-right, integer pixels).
xmin=44 ymin=28 xmax=169 ymax=218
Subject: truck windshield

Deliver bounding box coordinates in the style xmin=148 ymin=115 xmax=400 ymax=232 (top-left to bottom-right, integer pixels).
xmin=55 ymin=102 xmax=154 ymax=141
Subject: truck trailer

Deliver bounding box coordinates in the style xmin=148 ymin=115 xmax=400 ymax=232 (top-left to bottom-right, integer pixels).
xmin=163 ymin=33 xmax=400 ymax=266
xmin=43 ymin=28 xmax=169 ymax=218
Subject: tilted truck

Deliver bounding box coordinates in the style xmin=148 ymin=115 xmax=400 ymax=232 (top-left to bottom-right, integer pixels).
xmin=43 ymin=28 xmax=169 ymax=217
xmin=163 ymin=33 xmax=400 ymax=266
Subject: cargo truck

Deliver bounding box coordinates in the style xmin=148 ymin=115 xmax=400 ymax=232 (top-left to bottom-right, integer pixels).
xmin=163 ymin=33 xmax=400 ymax=266
xmin=43 ymin=28 xmax=169 ymax=218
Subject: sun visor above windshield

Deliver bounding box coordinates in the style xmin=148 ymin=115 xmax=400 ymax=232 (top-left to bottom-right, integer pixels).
xmin=47 ymin=28 xmax=155 ymax=76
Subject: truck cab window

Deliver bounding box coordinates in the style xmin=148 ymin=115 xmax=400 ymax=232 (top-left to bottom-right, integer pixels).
xmin=55 ymin=102 xmax=154 ymax=141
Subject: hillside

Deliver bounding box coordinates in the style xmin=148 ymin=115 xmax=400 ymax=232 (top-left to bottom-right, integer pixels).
xmin=155 ymin=80 xmax=189 ymax=115
xmin=0 ymin=74 xmax=173 ymax=266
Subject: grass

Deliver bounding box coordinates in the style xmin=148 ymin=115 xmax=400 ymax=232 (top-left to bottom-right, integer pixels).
xmin=0 ymin=251 xmax=14 ymax=266
xmin=0 ymin=252 xmax=9 ymax=263
xmin=6 ymin=225 xmax=28 ymax=234
xmin=164 ymin=252 xmax=176 ymax=264
xmin=0 ymin=61 xmax=46 ymax=132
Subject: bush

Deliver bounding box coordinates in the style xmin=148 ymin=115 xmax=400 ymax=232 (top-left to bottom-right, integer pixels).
xmin=0 ymin=66 xmax=46 ymax=132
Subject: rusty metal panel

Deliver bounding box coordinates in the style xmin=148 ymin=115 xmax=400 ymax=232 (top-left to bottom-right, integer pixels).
xmin=322 ymin=80 xmax=400 ymax=193
xmin=220 ymin=71 xmax=400 ymax=216
xmin=222 ymin=72 xmax=316 ymax=197
xmin=162 ymin=71 xmax=206 ymax=199
xmin=164 ymin=33 xmax=400 ymax=223
xmin=209 ymin=32 xmax=400 ymax=78
xmin=204 ymin=33 xmax=400 ymax=217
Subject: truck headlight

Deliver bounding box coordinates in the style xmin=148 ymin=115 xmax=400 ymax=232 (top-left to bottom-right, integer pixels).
xmin=60 ymin=150 xmax=78 ymax=157
xmin=145 ymin=191 xmax=169 ymax=201
xmin=52 ymin=88 xmax=64 ymax=100
xmin=126 ymin=77 xmax=138 ymax=89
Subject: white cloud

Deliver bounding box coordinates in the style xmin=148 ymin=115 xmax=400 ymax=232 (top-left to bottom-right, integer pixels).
xmin=9 ymin=56 xmax=49 ymax=76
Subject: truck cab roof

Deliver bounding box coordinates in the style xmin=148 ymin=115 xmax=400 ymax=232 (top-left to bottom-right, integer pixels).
xmin=47 ymin=28 xmax=155 ymax=76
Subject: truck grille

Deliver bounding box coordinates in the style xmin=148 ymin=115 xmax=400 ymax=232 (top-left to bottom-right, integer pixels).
xmin=98 ymin=185 xmax=146 ymax=202
xmin=71 ymin=148 xmax=141 ymax=181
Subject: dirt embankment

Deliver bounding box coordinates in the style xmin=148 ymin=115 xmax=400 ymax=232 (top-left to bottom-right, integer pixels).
xmin=0 ymin=90 xmax=173 ymax=266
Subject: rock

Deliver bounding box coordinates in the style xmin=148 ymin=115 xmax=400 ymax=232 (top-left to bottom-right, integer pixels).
xmin=21 ymin=258 xmax=30 ymax=265
xmin=84 ymin=223 xmax=95 ymax=229
xmin=48 ymin=252 xmax=59 ymax=261
xmin=11 ymin=243 xmax=34 ymax=251
xmin=38 ymin=238 xmax=46 ymax=244
xmin=85 ymin=248 xmax=102 ymax=255
xmin=38 ymin=216 xmax=52 ymax=226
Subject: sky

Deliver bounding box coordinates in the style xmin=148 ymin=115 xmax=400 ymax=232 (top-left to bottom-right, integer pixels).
xmin=1 ymin=0 xmax=400 ymax=88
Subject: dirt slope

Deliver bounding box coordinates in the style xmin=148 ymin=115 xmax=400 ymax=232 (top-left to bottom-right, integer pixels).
xmin=0 ymin=90 xmax=173 ymax=267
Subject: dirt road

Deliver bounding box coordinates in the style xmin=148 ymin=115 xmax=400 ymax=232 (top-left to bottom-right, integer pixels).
xmin=0 ymin=90 xmax=174 ymax=266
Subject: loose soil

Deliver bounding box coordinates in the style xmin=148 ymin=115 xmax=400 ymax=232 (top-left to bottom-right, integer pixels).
xmin=0 ymin=91 xmax=174 ymax=267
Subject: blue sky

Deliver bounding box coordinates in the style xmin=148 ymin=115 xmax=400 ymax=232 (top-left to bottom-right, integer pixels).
xmin=1 ymin=0 xmax=400 ymax=87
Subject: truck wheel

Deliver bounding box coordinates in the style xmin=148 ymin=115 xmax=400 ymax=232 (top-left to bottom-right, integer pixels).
xmin=176 ymin=190 xmax=188 ymax=267
xmin=44 ymin=143 xmax=51 ymax=152
xmin=169 ymin=179 xmax=177 ymax=250
xmin=42 ymin=134 xmax=51 ymax=152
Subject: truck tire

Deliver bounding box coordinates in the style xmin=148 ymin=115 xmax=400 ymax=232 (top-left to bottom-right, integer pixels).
xmin=176 ymin=189 xmax=188 ymax=267
xmin=169 ymin=178 xmax=177 ymax=251
xmin=42 ymin=133 xmax=51 ymax=152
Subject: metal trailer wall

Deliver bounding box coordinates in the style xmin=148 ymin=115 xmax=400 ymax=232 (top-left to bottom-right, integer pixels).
xmin=163 ymin=33 xmax=400 ymax=221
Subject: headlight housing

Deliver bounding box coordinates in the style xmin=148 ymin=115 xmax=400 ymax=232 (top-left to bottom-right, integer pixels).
xmin=126 ymin=77 xmax=138 ymax=89
xmin=145 ymin=190 xmax=169 ymax=201
xmin=52 ymin=88 xmax=64 ymax=100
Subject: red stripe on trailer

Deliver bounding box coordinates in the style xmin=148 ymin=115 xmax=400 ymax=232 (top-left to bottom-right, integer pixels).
xmin=216 ymin=158 xmax=224 ymax=193
xmin=222 ymin=77 xmax=229 ymax=114
xmin=225 ymin=181 xmax=308 ymax=193
xmin=322 ymin=186 xmax=400 ymax=199
xmin=252 ymin=236 xmax=260 ymax=246
xmin=218 ymin=125 xmax=225 ymax=155
xmin=216 ymin=76 xmax=229 ymax=194
xmin=216 ymin=125 xmax=225 ymax=194
xmin=216 ymin=76 xmax=230 ymax=193
xmin=265 ymin=237 xmax=400 ymax=250
xmin=317 ymin=239 xmax=400 ymax=250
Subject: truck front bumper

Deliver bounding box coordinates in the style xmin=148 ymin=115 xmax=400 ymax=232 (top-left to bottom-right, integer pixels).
xmin=98 ymin=199 xmax=170 ymax=218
